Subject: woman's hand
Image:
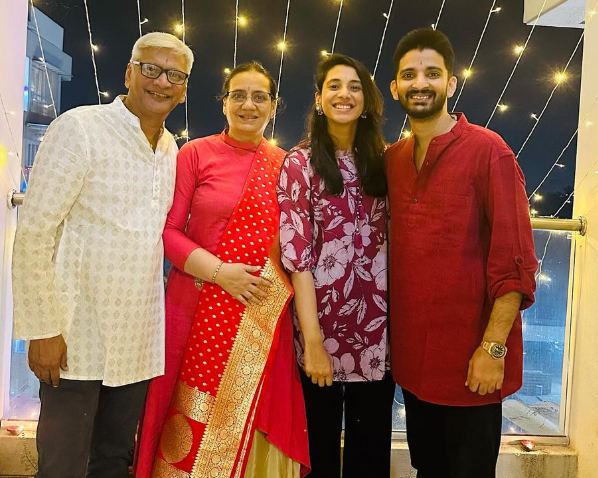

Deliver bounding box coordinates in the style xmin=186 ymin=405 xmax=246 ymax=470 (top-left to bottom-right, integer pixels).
xmin=304 ymin=340 xmax=333 ymax=387
xmin=215 ymin=263 xmax=271 ymax=306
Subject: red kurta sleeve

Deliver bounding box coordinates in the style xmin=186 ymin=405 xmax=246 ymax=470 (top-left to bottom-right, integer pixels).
xmin=163 ymin=142 xmax=202 ymax=271
xmin=483 ymin=146 xmax=538 ymax=310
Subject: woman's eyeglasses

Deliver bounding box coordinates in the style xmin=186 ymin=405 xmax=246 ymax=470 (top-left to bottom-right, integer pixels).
xmin=224 ymin=90 xmax=275 ymax=105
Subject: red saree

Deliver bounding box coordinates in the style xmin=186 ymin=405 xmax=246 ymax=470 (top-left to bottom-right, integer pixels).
xmin=150 ymin=140 xmax=307 ymax=478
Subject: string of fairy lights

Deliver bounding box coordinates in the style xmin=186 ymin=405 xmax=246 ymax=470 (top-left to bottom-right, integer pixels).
xmin=533 ymin=92 xmax=598 ymax=218
xmin=331 ymin=0 xmax=344 ymax=54
xmin=516 ymin=31 xmax=584 ymax=160
xmin=136 ymin=0 xmax=143 ymax=37
xmin=535 ymin=232 xmax=553 ymax=285
xmin=485 ymin=0 xmax=549 ymax=127
xmin=372 ymin=0 xmax=395 ymax=79
xmin=16 ymin=0 xmax=596 ymax=220
xmin=270 ymin=0 xmax=293 ymax=145
xmin=182 ymin=0 xmax=189 ymax=142
xmin=451 ymin=0 xmax=500 ymax=110
xmin=528 ymin=4 xmax=598 ymax=217
xmin=432 ymin=0 xmax=447 ymax=30
xmin=82 ymin=0 xmax=105 ymax=105
xmin=528 ymin=130 xmax=577 ymax=204
xmin=233 ymin=0 xmax=241 ymax=67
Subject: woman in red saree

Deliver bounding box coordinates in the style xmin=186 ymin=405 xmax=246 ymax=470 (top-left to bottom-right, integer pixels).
xmin=136 ymin=61 xmax=310 ymax=478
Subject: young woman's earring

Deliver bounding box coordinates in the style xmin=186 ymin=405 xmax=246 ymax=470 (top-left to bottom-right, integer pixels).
xmin=316 ymin=103 xmax=324 ymax=116
xmin=360 ymin=112 xmax=367 ymax=119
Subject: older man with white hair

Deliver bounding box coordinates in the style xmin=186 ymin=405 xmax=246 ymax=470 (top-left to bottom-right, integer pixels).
xmin=12 ymin=32 xmax=193 ymax=477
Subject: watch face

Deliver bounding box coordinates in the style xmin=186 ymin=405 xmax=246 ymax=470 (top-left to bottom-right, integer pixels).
xmin=490 ymin=343 xmax=507 ymax=359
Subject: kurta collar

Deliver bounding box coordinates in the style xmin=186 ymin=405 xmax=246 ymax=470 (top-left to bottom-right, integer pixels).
xmin=114 ymin=95 xmax=166 ymax=143
xmin=220 ymin=129 xmax=261 ymax=152
xmin=429 ymin=112 xmax=468 ymax=145
xmin=403 ymin=112 xmax=469 ymax=152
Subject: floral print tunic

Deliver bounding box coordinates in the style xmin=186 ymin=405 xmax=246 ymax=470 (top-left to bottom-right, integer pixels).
xmin=277 ymin=147 xmax=388 ymax=382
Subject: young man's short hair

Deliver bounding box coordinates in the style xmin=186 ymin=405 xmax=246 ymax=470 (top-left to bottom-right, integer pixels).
xmin=393 ymin=28 xmax=455 ymax=76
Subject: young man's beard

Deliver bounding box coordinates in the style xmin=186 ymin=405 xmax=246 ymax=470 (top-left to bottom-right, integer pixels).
xmin=399 ymin=88 xmax=447 ymax=120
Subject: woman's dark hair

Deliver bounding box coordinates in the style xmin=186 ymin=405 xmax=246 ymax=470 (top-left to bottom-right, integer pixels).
xmin=303 ymin=54 xmax=387 ymax=197
xmin=393 ymin=28 xmax=455 ymax=76
xmin=218 ymin=61 xmax=278 ymax=99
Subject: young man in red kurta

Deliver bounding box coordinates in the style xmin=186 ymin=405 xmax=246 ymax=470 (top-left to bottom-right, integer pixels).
xmin=385 ymin=28 xmax=538 ymax=477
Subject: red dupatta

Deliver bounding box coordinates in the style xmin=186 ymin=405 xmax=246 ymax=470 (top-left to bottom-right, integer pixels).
xmin=151 ymin=139 xmax=292 ymax=478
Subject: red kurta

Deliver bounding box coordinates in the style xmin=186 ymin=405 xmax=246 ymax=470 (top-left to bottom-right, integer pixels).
xmin=384 ymin=114 xmax=538 ymax=407
xmin=136 ymin=131 xmax=309 ymax=477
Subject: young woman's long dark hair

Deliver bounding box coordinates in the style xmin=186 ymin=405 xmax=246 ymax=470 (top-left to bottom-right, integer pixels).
xmin=303 ymin=54 xmax=387 ymax=197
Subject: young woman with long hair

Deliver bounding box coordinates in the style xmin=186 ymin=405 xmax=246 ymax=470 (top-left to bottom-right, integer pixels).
xmin=277 ymin=54 xmax=394 ymax=477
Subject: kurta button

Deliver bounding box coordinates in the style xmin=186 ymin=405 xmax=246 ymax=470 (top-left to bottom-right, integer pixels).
xmin=411 ymin=197 xmax=418 ymax=204
xmin=516 ymin=257 xmax=523 ymax=264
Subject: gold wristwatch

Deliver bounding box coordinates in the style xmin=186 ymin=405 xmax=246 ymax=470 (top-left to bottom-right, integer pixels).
xmin=481 ymin=341 xmax=507 ymax=359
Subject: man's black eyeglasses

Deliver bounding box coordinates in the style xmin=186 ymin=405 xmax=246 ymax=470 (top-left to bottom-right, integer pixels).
xmin=131 ymin=61 xmax=189 ymax=86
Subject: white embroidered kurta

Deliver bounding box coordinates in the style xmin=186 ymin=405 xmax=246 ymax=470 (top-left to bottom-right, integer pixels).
xmin=12 ymin=96 xmax=177 ymax=386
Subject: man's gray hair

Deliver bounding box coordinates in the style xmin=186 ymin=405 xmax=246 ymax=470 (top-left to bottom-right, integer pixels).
xmin=131 ymin=32 xmax=194 ymax=72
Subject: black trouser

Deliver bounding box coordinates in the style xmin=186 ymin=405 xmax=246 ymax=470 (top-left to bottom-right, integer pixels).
xmin=402 ymin=388 xmax=502 ymax=478
xmin=301 ymin=371 xmax=395 ymax=478
xmin=35 ymin=378 xmax=149 ymax=478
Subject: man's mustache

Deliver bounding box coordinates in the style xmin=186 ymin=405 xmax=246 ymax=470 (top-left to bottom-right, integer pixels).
xmin=406 ymin=89 xmax=435 ymax=99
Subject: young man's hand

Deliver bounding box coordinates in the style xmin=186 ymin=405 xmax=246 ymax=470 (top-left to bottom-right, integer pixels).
xmin=465 ymin=347 xmax=504 ymax=395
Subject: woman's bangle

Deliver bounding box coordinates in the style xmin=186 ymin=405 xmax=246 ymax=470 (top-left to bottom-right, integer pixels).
xmin=211 ymin=261 xmax=224 ymax=284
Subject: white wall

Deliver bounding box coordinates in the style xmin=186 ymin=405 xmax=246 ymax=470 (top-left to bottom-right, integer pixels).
xmin=524 ymin=0 xmax=585 ymax=27
xmin=0 ymin=0 xmax=28 ymax=418
xmin=568 ymin=2 xmax=598 ymax=477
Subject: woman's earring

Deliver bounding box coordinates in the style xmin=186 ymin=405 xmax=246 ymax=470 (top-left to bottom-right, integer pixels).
xmin=360 ymin=112 xmax=367 ymax=119
xmin=316 ymin=104 xmax=324 ymax=116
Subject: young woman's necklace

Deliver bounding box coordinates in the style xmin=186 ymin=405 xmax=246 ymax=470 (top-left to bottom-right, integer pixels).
xmin=351 ymin=151 xmax=366 ymax=250
xmin=354 ymin=186 xmax=365 ymax=249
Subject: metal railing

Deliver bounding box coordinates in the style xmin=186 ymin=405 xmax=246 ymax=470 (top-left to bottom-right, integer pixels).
xmin=530 ymin=217 xmax=586 ymax=235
